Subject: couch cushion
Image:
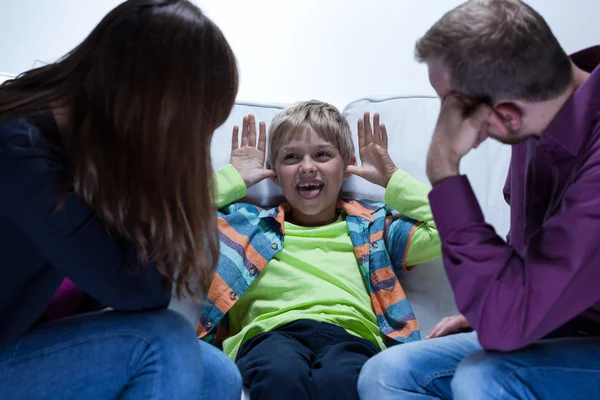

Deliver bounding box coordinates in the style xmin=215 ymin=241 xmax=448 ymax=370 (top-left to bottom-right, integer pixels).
xmin=342 ymin=96 xmax=511 ymax=238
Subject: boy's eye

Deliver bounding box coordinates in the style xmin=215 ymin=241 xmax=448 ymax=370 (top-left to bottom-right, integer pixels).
xmin=316 ymin=152 xmax=331 ymax=159
xmin=283 ymin=154 xmax=298 ymax=161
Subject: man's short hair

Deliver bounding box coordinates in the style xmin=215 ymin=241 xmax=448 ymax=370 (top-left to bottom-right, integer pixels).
xmin=415 ymin=0 xmax=572 ymax=103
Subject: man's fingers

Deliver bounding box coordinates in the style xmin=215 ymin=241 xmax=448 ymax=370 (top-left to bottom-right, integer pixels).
xmin=427 ymin=320 xmax=445 ymax=339
xmin=487 ymin=109 xmax=510 ymax=136
xmin=465 ymin=104 xmax=493 ymax=130
xmin=425 ymin=328 xmax=438 ymax=339
xmin=436 ymin=326 xmax=449 ymax=337
xmin=473 ymin=122 xmax=490 ymax=149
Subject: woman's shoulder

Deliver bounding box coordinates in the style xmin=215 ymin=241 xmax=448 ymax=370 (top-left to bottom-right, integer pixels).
xmin=0 ymin=118 xmax=40 ymax=148
xmin=0 ymin=115 xmax=68 ymax=201
xmin=0 ymin=114 xmax=64 ymax=162
xmin=0 ymin=115 xmax=60 ymax=153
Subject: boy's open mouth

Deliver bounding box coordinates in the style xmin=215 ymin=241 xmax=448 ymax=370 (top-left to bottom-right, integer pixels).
xmin=296 ymin=180 xmax=324 ymax=200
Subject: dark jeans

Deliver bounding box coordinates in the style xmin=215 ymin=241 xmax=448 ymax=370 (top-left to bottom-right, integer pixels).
xmin=236 ymin=319 xmax=380 ymax=400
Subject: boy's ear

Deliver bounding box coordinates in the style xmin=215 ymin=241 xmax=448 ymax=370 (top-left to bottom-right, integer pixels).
xmin=343 ymin=155 xmax=357 ymax=180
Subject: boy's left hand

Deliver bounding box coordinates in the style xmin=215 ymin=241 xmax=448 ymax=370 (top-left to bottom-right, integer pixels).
xmin=346 ymin=112 xmax=398 ymax=188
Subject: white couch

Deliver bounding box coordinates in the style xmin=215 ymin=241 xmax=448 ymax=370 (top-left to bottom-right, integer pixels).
xmin=168 ymin=96 xmax=512 ymax=399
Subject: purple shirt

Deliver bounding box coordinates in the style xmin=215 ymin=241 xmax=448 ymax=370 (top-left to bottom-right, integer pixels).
xmin=38 ymin=278 xmax=85 ymax=322
xmin=429 ymin=46 xmax=600 ymax=351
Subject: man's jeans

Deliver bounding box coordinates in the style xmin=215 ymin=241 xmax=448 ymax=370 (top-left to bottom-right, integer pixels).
xmin=358 ymin=331 xmax=600 ymax=399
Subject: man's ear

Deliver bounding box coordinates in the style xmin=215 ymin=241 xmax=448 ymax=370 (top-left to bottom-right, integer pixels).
xmin=343 ymin=155 xmax=357 ymax=180
xmin=492 ymin=103 xmax=523 ymax=135
xmin=268 ymin=163 xmax=279 ymax=186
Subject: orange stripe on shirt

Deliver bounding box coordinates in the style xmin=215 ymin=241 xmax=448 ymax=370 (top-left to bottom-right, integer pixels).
xmin=370 ymin=266 xmax=396 ymax=288
xmin=353 ymin=244 xmax=370 ymax=260
xmin=218 ymin=217 xmax=269 ymax=271
xmin=371 ymin=294 xmax=385 ymax=315
xmin=206 ymin=274 xmax=234 ymax=313
xmin=386 ymin=319 xmax=420 ymax=339
xmin=370 ymin=231 xmax=384 ymax=243
xmin=371 ymin=279 xmax=408 ymax=312
xmin=208 ymin=274 xmax=238 ymax=314
xmin=196 ymin=322 xmax=207 ymax=337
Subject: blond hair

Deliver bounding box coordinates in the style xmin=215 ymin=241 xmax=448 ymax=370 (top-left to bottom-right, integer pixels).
xmin=415 ymin=0 xmax=572 ymax=102
xmin=268 ymin=100 xmax=354 ymax=167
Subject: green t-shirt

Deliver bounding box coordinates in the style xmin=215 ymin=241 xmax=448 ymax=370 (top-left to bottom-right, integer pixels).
xmin=223 ymin=213 xmax=386 ymax=359
xmin=215 ymin=165 xmax=439 ymax=360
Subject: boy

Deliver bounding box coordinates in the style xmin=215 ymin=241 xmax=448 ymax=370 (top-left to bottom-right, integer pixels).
xmin=197 ymin=100 xmax=440 ymax=400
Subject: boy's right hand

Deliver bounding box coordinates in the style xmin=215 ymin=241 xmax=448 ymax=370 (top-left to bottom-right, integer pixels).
xmin=230 ymin=114 xmax=276 ymax=188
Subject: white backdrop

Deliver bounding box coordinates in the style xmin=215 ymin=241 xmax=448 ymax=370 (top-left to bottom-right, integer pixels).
xmin=0 ymin=0 xmax=598 ymax=108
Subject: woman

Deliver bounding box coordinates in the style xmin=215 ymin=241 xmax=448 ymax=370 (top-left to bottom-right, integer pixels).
xmin=0 ymin=0 xmax=241 ymax=398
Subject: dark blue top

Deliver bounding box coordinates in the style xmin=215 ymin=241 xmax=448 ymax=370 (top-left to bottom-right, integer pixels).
xmin=0 ymin=113 xmax=169 ymax=353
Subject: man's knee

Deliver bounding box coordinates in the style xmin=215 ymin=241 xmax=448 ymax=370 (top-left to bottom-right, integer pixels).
xmin=452 ymin=350 xmax=513 ymax=399
xmin=357 ymin=344 xmax=422 ymax=398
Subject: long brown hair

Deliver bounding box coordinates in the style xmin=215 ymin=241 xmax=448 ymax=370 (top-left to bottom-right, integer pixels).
xmin=0 ymin=0 xmax=238 ymax=298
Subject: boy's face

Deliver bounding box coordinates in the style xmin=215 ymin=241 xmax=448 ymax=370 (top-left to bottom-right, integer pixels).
xmin=271 ymin=128 xmax=354 ymax=227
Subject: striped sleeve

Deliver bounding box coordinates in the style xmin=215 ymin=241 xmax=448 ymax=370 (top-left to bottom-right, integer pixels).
xmin=384 ymin=169 xmax=441 ymax=268
xmin=215 ymin=164 xmax=247 ymax=209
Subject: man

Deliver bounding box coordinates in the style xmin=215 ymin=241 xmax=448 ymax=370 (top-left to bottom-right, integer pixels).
xmin=358 ymin=0 xmax=600 ymax=399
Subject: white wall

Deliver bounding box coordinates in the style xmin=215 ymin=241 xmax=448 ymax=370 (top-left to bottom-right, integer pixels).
xmin=1 ymin=0 xmax=598 ymax=108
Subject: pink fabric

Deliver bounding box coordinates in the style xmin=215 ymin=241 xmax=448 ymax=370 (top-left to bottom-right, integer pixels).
xmin=38 ymin=278 xmax=85 ymax=322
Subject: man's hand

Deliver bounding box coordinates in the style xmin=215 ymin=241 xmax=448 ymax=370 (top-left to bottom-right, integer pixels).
xmin=230 ymin=114 xmax=276 ymax=188
xmin=346 ymin=112 xmax=398 ymax=188
xmin=425 ymin=314 xmax=472 ymax=339
xmin=426 ymin=93 xmax=508 ymax=186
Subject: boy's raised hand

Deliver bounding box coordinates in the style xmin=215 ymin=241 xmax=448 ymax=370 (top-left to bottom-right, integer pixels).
xmin=230 ymin=114 xmax=276 ymax=188
xmin=346 ymin=112 xmax=398 ymax=188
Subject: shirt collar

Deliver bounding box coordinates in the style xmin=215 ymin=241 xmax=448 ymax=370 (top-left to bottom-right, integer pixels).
xmin=540 ymin=46 xmax=600 ymax=156
xmin=259 ymin=198 xmax=383 ymax=229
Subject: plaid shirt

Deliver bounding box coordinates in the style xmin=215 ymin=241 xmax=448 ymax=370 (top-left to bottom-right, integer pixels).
xmin=197 ymin=195 xmax=426 ymax=346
